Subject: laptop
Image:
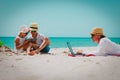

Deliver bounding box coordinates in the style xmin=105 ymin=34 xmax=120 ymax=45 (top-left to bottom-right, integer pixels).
xmin=66 ymin=42 xmax=85 ymax=56
xmin=67 ymin=42 xmax=76 ymax=56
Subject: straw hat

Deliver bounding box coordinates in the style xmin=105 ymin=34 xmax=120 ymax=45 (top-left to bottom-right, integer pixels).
xmin=90 ymin=27 xmax=103 ymax=35
xmin=30 ymin=23 xmax=38 ymax=31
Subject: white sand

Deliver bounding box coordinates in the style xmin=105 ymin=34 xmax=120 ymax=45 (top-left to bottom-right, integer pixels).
xmin=0 ymin=47 xmax=120 ymax=80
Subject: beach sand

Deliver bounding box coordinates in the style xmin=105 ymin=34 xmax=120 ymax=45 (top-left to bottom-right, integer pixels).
xmin=0 ymin=47 xmax=120 ymax=80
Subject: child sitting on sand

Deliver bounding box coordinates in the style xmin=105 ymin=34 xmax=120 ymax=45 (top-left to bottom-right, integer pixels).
xmin=14 ymin=26 xmax=30 ymax=53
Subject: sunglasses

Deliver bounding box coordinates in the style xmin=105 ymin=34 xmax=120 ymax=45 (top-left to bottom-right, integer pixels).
xmin=91 ymin=34 xmax=95 ymax=38
xmin=31 ymin=31 xmax=36 ymax=33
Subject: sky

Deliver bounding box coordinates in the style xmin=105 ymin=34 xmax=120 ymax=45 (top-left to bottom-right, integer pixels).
xmin=0 ymin=0 xmax=120 ymax=37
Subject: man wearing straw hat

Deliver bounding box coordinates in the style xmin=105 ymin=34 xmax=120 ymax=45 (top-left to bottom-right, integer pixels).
xmin=27 ymin=23 xmax=50 ymax=55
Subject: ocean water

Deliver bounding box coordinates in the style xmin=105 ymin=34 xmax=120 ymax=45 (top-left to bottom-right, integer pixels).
xmin=0 ymin=37 xmax=120 ymax=49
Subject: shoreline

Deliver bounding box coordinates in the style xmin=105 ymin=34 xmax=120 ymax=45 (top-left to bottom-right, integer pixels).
xmin=0 ymin=37 xmax=120 ymax=49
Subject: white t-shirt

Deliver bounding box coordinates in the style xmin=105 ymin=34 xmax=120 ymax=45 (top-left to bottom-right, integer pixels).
xmin=14 ymin=36 xmax=25 ymax=53
xmin=84 ymin=37 xmax=120 ymax=56
xmin=29 ymin=33 xmax=45 ymax=47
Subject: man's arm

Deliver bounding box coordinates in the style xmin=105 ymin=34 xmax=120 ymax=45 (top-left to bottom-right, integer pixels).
xmin=37 ymin=37 xmax=50 ymax=52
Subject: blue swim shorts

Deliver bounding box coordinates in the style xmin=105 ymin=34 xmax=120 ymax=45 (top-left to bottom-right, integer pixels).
xmin=40 ymin=45 xmax=50 ymax=53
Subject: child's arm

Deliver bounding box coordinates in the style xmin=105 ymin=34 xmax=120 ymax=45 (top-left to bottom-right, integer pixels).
xmin=15 ymin=38 xmax=25 ymax=49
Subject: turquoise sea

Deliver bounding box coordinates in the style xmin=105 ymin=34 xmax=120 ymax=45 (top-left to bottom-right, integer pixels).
xmin=0 ymin=37 xmax=120 ymax=49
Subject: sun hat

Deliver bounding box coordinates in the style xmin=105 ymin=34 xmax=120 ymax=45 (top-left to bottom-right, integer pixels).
xmin=90 ymin=27 xmax=103 ymax=35
xmin=18 ymin=25 xmax=30 ymax=35
xmin=30 ymin=23 xmax=38 ymax=31
xmin=20 ymin=27 xmax=30 ymax=34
